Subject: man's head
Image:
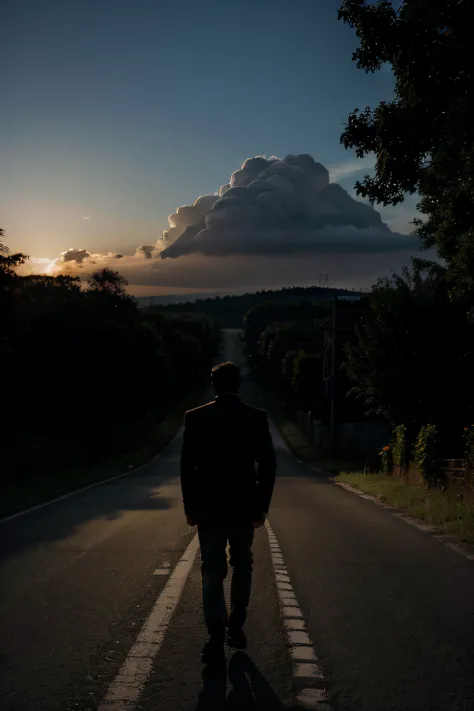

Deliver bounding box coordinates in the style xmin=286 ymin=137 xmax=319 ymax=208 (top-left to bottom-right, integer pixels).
xmin=211 ymin=361 xmax=241 ymax=396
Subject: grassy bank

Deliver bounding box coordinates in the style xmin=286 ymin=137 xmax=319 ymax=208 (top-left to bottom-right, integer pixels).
xmin=337 ymin=472 xmax=474 ymax=545
xmin=254 ymin=377 xmax=474 ymax=547
xmin=1 ymin=383 xmax=206 ymax=520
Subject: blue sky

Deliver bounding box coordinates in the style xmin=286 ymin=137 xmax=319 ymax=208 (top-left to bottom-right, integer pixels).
xmin=2 ymin=0 xmax=421 ymax=293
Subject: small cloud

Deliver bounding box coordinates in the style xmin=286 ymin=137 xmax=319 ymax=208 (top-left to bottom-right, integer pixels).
xmin=135 ymin=244 xmax=155 ymax=259
xmin=16 ymin=257 xmax=58 ymax=276
xmin=61 ymin=248 xmax=91 ymax=264
xmin=81 ymin=216 xmax=91 ymax=220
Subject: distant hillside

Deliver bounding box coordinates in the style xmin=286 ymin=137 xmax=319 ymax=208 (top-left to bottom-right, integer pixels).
xmin=140 ymin=285 xmax=364 ymax=328
xmin=135 ymin=292 xmax=232 ymax=307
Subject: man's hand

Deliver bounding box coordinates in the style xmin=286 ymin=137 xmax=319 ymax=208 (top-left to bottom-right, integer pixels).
xmin=254 ymin=513 xmax=267 ymax=529
xmin=186 ymin=515 xmax=196 ymax=527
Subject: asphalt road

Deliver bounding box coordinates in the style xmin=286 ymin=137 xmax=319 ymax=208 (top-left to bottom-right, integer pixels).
xmin=1 ymin=329 xmax=474 ymax=711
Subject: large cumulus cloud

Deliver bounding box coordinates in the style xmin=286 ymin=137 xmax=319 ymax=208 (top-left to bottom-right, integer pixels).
xmin=162 ymin=194 xmax=219 ymax=246
xmin=160 ymin=154 xmax=417 ymax=259
xmin=26 ymin=154 xmax=425 ymax=294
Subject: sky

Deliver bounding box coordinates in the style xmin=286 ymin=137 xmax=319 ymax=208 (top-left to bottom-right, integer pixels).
xmin=2 ymin=0 xmax=424 ymax=296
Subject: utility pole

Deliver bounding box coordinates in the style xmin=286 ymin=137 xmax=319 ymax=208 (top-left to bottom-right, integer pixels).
xmin=322 ymin=298 xmax=337 ymax=458
xmin=329 ymin=298 xmax=337 ymax=458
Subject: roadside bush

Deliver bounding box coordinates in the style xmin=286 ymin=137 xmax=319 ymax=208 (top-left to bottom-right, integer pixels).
xmin=464 ymin=425 xmax=474 ymax=476
xmin=414 ymin=424 xmax=440 ymax=488
xmin=379 ymin=445 xmax=392 ymax=475
xmin=392 ymin=424 xmax=408 ymax=473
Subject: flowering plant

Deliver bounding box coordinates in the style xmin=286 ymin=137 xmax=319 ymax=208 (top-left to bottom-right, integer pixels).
xmin=379 ymin=444 xmax=392 ymax=474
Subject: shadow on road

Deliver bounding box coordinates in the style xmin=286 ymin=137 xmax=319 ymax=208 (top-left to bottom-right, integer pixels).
xmin=0 ymin=448 xmax=182 ymax=560
xmin=195 ymin=651 xmax=286 ymax=710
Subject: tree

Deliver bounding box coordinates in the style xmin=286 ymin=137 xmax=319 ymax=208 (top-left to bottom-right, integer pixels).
xmin=291 ymin=351 xmax=323 ymax=415
xmin=0 ymin=231 xmax=28 ymax=281
xmin=338 ymin=0 xmax=473 ymax=300
xmin=87 ymin=268 xmax=129 ymax=297
xmin=243 ymin=301 xmax=319 ymax=361
xmin=342 ymin=258 xmax=473 ymax=453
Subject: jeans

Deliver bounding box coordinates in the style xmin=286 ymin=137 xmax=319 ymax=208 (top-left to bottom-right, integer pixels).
xmin=197 ymin=524 xmax=255 ymax=641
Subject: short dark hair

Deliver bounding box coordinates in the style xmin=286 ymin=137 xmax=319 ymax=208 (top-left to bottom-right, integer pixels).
xmin=211 ymin=361 xmax=241 ymax=394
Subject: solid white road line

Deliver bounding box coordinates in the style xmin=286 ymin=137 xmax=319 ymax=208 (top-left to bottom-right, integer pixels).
xmin=0 ymin=427 xmax=184 ymax=524
xmin=266 ymin=520 xmax=332 ymax=710
xmin=98 ymin=533 xmax=199 ymax=710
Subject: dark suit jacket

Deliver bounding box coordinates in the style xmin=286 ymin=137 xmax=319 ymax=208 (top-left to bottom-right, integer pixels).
xmin=180 ymin=394 xmax=277 ymax=526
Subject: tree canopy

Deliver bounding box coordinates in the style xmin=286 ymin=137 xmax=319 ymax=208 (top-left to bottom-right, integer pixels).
xmin=87 ymin=268 xmax=129 ymax=297
xmin=338 ymin=0 xmax=473 ymax=300
xmin=343 ymin=258 xmax=473 ymax=452
xmin=0 ymin=229 xmax=27 ymax=281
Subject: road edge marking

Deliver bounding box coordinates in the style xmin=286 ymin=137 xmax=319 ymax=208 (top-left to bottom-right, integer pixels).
xmin=98 ymin=532 xmax=199 ymax=710
xmin=334 ymin=481 xmax=474 ymax=563
xmin=265 ymin=520 xmax=333 ymax=710
xmin=0 ymin=427 xmax=184 ymax=524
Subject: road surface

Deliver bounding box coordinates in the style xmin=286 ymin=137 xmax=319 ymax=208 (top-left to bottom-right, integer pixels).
xmin=1 ymin=329 xmax=474 ymax=710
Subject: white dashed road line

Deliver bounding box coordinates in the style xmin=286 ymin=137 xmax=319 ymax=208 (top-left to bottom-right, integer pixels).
xmin=266 ymin=520 xmax=332 ymax=710
xmin=98 ymin=533 xmax=199 ymax=710
xmin=153 ymin=561 xmax=171 ymax=575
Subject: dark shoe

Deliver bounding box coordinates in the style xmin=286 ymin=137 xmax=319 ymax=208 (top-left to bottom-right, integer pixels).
xmin=201 ymin=638 xmax=225 ymax=665
xmin=226 ymin=627 xmax=247 ymax=649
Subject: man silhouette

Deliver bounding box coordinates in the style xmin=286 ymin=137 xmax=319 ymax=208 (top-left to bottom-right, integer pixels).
xmin=180 ymin=361 xmax=277 ymax=665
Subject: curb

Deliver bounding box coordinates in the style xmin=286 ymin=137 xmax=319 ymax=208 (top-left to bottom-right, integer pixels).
xmin=334 ymin=480 xmax=474 ymax=563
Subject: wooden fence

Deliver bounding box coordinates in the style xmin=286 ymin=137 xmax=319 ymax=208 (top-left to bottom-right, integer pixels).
xmin=440 ymin=459 xmax=466 ymax=482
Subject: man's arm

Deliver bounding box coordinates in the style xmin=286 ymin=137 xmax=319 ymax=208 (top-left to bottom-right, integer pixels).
xmin=255 ymin=411 xmax=277 ymax=517
xmin=180 ymin=412 xmax=198 ymax=523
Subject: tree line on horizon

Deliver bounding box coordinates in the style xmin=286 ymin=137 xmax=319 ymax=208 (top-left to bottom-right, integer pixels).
xmin=149 ymin=285 xmax=362 ymax=328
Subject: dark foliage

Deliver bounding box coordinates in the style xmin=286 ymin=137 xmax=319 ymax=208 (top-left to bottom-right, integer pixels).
xmin=413 ymin=424 xmax=441 ymax=487
xmin=339 ymin=0 xmax=473 ymax=302
xmin=343 ymin=259 xmax=474 ymax=455
xmin=1 ymin=241 xmax=220 ymax=481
